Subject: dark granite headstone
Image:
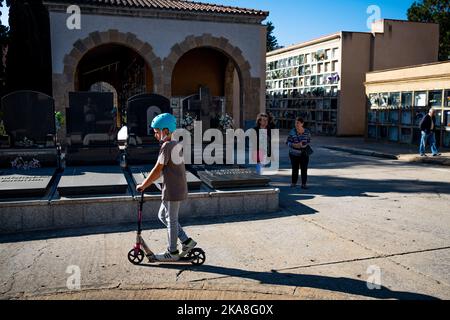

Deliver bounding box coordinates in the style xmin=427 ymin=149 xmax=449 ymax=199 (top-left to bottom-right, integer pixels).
xmin=130 ymin=165 xmax=202 ymax=192
xmin=190 ymin=165 xmax=270 ymax=189
xmin=57 ymin=166 xmax=128 ymax=196
xmin=66 ymin=92 xmax=117 ymax=165
xmin=126 ymin=94 xmax=171 ymax=164
xmin=181 ymin=87 xmax=225 ymax=131
xmin=0 ymin=90 xmax=55 ymax=150
xmin=0 ymin=168 xmax=57 ymax=198
xmin=0 ymin=91 xmax=58 ymax=197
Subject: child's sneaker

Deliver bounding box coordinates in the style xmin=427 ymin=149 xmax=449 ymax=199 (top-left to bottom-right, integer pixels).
xmin=180 ymin=238 xmax=197 ymax=257
xmin=154 ymin=250 xmax=180 ymax=262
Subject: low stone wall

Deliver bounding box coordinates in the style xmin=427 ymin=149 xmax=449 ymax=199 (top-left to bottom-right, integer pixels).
xmin=0 ymin=188 xmax=279 ymax=234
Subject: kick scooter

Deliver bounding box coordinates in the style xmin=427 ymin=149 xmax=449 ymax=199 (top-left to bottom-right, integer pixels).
xmin=127 ymin=189 xmax=206 ymax=266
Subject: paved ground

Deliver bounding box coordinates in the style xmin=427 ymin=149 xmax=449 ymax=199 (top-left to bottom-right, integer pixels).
xmin=1 ymin=136 xmax=450 ymax=300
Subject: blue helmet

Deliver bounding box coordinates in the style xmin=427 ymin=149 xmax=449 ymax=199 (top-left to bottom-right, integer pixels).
xmin=151 ymin=113 xmax=177 ymax=133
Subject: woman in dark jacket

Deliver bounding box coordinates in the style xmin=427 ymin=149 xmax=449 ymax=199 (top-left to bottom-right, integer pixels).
xmin=286 ymin=117 xmax=311 ymax=189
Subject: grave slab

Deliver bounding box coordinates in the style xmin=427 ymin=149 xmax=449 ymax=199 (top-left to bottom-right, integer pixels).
xmin=57 ymin=166 xmax=128 ymax=196
xmin=190 ymin=165 xmax=270 ymax=189
xmin=0 ymin=168 xmax=57 ymax=198
xmin=130 ymin=165 xmax=202 ymax=192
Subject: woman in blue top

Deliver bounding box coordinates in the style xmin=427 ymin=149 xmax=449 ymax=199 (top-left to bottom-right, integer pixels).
xmin=286 ymin=117 xmax=311 ymax=189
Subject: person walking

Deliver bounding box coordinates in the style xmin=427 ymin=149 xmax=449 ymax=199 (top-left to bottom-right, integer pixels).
xmin=419 ymin=108 xmax=441 ymax=157
xmin=286 ymin=117 xmax=312 ymax=189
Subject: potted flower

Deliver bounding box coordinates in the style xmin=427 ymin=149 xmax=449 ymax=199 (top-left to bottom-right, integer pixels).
xmin=218 ymin=113 xmax=234 ymax=132
xmin=181 ymin=112 xmax=197 ymax=134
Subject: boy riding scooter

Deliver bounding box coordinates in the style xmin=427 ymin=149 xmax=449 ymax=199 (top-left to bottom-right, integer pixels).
xmin=136 ymin=113 xmax=197 ymax=262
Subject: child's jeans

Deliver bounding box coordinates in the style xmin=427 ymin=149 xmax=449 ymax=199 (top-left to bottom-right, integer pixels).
xmin=158 ymin=200 xmax=189 ymax=252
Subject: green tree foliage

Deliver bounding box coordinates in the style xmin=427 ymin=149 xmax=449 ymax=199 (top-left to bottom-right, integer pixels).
xmin=0 ymin=0 xmax=10 ymax=97
xmin=6 ymin=0 xmax=53 ymax=95
xmin=407 ymin=0 xmax=450 ymax=61
xmin=266 ymin=21 xmax=282 ymax=52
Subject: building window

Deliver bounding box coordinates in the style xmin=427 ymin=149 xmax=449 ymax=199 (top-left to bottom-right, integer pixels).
xmin=401 ymin=92 xmax=413 ymax=108
xmin=369 ymin=93 xmax=379 ymax=109
xmin=414 ymin=91 xmax=427 ymax=107
xmin=332 ymin=48 xmax=339 ymax=59
xmin=429 ymin=90 xmax=443 ymax=108
xmin=445 ymin=90 xmax=450 ymax=108
xmin=317 ymin=63 xmax=323 ymax=74
xmin=389 ymin=92 xmax=401 ymax=108
xmin=331 ymin=61 xmax=337 ymax=72
xmin=305 ymin=54 xmax=310 ymax=64
xmin=379 ymin=93 xmax=389 ymax=107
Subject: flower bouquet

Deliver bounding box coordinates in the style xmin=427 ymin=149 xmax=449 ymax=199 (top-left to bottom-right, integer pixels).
xmin=218 ymin=113 xmax=234 ymax=131
xmin=181 ymin=112 xmax=197 ymax=133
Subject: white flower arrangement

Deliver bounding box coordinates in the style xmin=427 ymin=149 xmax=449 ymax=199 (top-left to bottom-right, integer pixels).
xmin=218 ymin=113 xmax=234 ymax=131
xmin=181 ymin=112 xmax=197 ymax=133
xmin=11 ymin=157 xmax=41 ymax=170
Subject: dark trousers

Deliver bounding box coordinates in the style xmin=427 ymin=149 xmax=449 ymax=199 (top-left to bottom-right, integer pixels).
xmin=290 ymin=153 xmax=309 ymax=186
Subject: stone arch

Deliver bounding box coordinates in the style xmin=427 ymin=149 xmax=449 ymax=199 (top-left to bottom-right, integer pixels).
xmin=163 ymin=34 xmax=259 ymax=127
xmin=61 ymin=30 xmax=162 ymax=94
xmin=53 ymin=30 xmax=163 ymax=144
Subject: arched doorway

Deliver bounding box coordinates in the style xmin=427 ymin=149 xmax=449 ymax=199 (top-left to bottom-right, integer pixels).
xmin=171 ymin=47 xmax=241 ymax=129
xmin=76 ymin=43 xmax=153 ymax=127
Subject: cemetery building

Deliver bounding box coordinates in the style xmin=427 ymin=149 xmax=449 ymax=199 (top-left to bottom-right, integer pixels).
xmin=266 ymin=19 xmax=439 ymax=136
xmin=365 ymin=60 xmax=450 ymax=148
xmin=45 ymin=0 xmax=269 ymax=141
xmin=0 ymin=1 xmax=279 ymax=234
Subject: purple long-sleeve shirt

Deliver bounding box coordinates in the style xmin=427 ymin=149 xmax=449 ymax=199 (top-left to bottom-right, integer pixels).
xmin=286 ymin=128 xmax=311 ymax=156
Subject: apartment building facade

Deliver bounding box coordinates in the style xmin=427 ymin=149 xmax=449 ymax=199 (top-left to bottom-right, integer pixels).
xmin=266 ymin=19 xmax=439 ymax=136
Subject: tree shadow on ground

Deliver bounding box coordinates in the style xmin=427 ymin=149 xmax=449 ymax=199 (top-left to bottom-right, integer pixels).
xmin=142 ymin=263 xmax=439 ymax=300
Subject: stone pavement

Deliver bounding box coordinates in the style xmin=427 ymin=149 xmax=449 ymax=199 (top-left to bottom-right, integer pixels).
xmin=304 ymin=133 xmax=450 ymax=165
xmin=0 ymin=135 xmax=449 ymax=300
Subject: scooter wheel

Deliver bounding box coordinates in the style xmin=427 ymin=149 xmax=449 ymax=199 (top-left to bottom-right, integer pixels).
xmin=128 ymin=248 xmax=144 ymax=265
xmin=188 ymin=248 xmax=206 ymax=266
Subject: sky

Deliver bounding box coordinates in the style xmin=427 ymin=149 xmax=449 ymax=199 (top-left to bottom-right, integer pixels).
xmin=206 ymin=0 xmax=417 ymax=46
xmin=1 ymin=0 xmax=417 ymax=46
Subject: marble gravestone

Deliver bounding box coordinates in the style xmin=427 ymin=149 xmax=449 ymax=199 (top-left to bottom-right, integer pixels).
xmin=130 ymin=165 xmax=202 ymax=193
xmin=65 ymin=92 xmax=118 ymax=165
xmin=57 ymin=166 xmax=128 ymax=196
xmin=0 ymin=91 xmax=58 ymax=198
xmin=126 ymin=93 xmax=171 ymax=164
xmin=0 ymin=168 xmax=57 ymax=198
xmin=190 ymin=165 xmax=270 ymax=189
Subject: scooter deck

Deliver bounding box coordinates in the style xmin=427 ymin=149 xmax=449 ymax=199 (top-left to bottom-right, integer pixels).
xmin=146 ymin=256 xmax=196 ymax=263
xmin=146 ymin=248 xmax=205 ymax=265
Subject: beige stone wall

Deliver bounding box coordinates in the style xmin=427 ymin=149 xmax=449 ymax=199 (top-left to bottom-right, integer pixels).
xmin=339 ymin=32 xmax=372 ymax=136
xmin=339 ymin=20 xmax=440 ymax=136
xmin=372 ymin=20 xmax=439 ymax=71
xmin=365 ymin=61 xmax=450 ymax=93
